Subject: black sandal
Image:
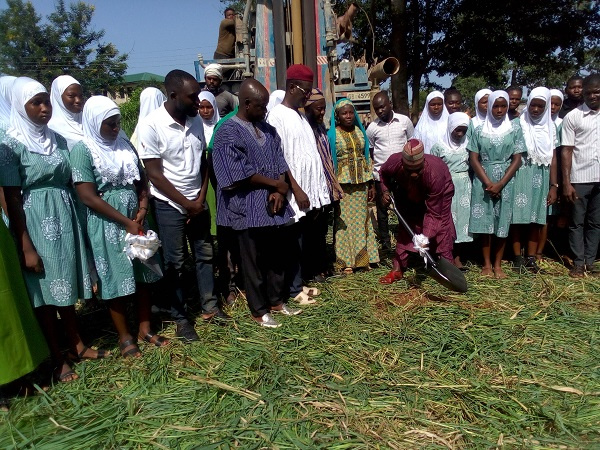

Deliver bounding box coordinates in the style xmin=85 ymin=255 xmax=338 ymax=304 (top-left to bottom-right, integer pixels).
xmin=119 ymin=339 xmax=141 ymax=358
xmin=69 ymin=345 xmax=110 ymax=362
xmin=139 ymin=333 xmax=169 ymax=348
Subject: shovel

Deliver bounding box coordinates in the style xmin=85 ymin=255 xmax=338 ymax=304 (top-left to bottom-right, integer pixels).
xmin=388 ymin=193 xmax=468 ymax=293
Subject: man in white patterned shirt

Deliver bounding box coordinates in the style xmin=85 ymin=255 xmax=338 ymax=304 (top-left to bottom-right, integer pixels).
xmin=561 ymin=73 xmax=600 ymax=278
xmin=367 ymin=91 xmax=414 ymax=251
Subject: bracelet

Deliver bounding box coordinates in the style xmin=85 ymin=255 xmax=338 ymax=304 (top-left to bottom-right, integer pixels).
xmin=550 ymin=183 xmax=559 ymax=188
xmin=139 ymin=206 xmax=148 ymax=211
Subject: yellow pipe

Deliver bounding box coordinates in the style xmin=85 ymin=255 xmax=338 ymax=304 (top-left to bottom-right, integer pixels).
xmin=291 ymin=0 xmax=303 ymax=65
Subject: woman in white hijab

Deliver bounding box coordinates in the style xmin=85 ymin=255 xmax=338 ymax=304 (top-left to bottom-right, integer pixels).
xmin=431 ymin=112 xmax=473 ymax=267
xmin=467 ymin=90 xmax=526 ymax=279
xmin=0 ymin=77 xmax=102 ymax=383
xmin=130 ymin=87 xmax=166 ymax=150
xmin=471 ymin=88 xmax=493 ymax=129
xmin=414 ymin=90 xmax=449 ymax=154
xmin=48 ymin=75 xmax=84 ymax=150
xmin=267 ymin=89 xmax=285 ymax=113
xmin=0 ymin=75 xmax=17 ymax=130
xmin=510 ymin=87 xmax=558 ymax=271
xmin=550 ymin=89 xmax=564 ymax=128
xmin=198 ymin=90 xmax=220 ymax=144
xmin=70 ymin=95 xmax=169 ymax=358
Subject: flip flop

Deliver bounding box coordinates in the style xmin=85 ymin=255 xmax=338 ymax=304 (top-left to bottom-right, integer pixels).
xmin=119 ymin=339 xmax=142 ymax=358
xmin=379 ymin=270 xmax=403 ymax=284
xmin=54 ymin=365 xmax=78 ymax=383
xmin=139 ymin=333 xmax=170 ymax=348
xmin=302 ymin=286 xmax=321 ymax=296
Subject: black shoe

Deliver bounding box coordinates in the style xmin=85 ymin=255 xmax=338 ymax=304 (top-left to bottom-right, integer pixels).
xmin=524 ymin=256 xmax=545 ymax=274
xmin=204 ymin=309 xmax=232 ymax=326
xmin=569 ymin=265 xmax=586 ymax=278
xmin=513 ymin=255 xmax=525 ymax=273
xmin=175 ymin=321 xmax=200 ymax=342
xmin=585 ymin=264 xmax=600 ymax=276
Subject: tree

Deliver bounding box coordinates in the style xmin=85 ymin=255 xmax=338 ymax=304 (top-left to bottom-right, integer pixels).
xmin=435 ymin=0 xmax=600 ymax=89
xmin=0 ymin=0 xmax=128 ymax=93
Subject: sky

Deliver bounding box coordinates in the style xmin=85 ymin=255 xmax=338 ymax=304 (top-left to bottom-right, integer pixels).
xmin=25 ymin=0 xmax=230 ymax=77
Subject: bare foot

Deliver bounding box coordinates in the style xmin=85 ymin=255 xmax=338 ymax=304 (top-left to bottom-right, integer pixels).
xmin=494 ymin=267 xmax=507 ymax=279
xmin=480 ymin=267 xmax=493 ymax=277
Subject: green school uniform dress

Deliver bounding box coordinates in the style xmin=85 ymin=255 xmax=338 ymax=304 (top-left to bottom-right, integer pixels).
xmin=70 ymin=142 xmax=161 ymax=300
xmin=0 ymin=133 xmax=92 ymax=307
xmin=510 ymin=118 xmax=551 ymax=225
xmin=467 ymin=121 xmax=526 ymax=238
xmin=430 ymin=142 xmax=473 ymax=243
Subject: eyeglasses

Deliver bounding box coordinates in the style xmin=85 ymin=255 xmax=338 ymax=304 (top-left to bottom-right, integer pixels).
xmin=293 ymin=84 xmax=312 ymax=98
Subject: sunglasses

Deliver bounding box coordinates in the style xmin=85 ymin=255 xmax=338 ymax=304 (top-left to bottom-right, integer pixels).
xmin=293 ymin=84 xmax=312 ymax=98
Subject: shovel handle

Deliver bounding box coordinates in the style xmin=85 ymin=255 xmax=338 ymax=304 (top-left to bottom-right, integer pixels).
xmin=388 ymin=193 xmax=415 ymax=239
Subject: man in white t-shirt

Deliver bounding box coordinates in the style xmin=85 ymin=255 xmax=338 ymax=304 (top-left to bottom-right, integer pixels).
xmin=366 ymin=91 xmax=414 ymax=251
xmin=138 ymin=70 xmax=229 ymax=342
xmin=561 ymin=73 xmax=600 ymax=278
xmin=266 ymin=64 xmax=331 ymax=304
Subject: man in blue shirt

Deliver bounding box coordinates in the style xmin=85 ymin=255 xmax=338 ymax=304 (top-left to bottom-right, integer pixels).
xmin=212 ymin=79 xmax=302 ymax=328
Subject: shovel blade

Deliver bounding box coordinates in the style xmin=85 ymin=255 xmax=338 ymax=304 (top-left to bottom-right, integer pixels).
xmin=428 ymin=257 xmax=468 ymax=293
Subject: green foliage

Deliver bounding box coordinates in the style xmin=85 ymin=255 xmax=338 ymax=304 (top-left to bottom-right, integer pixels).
xmin=0 ymin=0 xmax=127 ymax=93
xmin=335 ymin=0 xmax=600 ymax=115
xmin=119 ymin=82 xmax=165 ymax=138
xmin=451 ymin=75 xmax=490 ymax=111
xmin=219 ymin=0 xmax=247 ymax=15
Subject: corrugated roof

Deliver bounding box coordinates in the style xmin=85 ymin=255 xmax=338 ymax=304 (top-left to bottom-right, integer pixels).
xmin=122 ymin=72 xmax=165 ymax=83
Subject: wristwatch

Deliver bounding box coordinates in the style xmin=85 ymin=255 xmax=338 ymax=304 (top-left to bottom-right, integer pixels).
xmin=550 ymin=183 xmax=559 ymax=188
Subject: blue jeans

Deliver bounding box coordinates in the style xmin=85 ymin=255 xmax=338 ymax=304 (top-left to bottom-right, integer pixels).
xmin=152 ymin=199 xmax=218 ymax=321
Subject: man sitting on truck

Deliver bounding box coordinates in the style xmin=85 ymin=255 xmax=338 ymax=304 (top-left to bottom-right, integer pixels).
xmin=214 ymin=8 xmax=236 ymax=60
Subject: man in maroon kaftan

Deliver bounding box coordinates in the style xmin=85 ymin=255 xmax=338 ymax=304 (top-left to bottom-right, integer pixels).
xmin=379 ymin=139 xmax=456 ymax=283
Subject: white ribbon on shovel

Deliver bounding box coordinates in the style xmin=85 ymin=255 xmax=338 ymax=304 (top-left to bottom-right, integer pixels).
xmin=412 ymin=233 xmax=430 ymax=267
xmin=124 ymin=230 xmax=163 ymax=276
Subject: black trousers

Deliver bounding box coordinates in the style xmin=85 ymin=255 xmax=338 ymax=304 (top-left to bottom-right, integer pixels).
xmin=301 ymin=206 xmax=332 ymax=280
xmin=215 ymin=225 xmax=242 ymax=297
xmin=374 ymin=181 xmax=392 ymax=249
xmin=237 ymin=226 xmax=286 ymax=317
xmin=569 ymin=183 xmax=600 ymax=266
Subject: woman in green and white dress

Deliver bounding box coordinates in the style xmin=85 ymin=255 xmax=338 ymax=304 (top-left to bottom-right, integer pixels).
xmin=468 ymin=90 xmax=525 ymax=279
xmin=0 ymin=77 xmax=104 ymax=383
xmin=71 ymin=96 xmax=168 ymax=358
xmin=430 ymin=112 xmax=473 ymax=269
xmin=510 ymin=87 xmax=558 ymax=272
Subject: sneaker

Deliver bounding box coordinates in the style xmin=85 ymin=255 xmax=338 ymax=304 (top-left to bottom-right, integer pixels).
xmin=272 ymin=303 xmax=303 ymax=316
xmin=254 ymin=313 xmax=281 ymax=328
xmin=569 ymin=265 xmax=586 ymax=278
xmin=175 ymin=321 xmax=200 ymax=342
xmin=293 ymin=292 xmax=316 ymax=305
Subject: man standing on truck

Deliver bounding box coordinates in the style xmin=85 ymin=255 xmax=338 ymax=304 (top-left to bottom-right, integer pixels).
xmin=214 ymin=8 xmax=236 ymax=60
xmin=203 ymin=63 xmax=239 ymax=118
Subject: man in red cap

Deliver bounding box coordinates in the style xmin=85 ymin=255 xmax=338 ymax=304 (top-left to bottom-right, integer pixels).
xmin=266 ymin=64 xmax=331 ymax=304
xmin=378 ymin=138 xmax=456 ymax=283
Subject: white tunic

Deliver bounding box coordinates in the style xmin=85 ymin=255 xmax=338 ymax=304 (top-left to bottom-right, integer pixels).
xmin=267 ymin=104 xmax=331 ymax=222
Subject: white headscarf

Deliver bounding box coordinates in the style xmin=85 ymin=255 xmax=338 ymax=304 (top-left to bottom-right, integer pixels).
xmin=48 ymin=75 xmax=84 ymax=149
xmin=442 ymin=112 xmax=470 ymax=152
xmin=0 ymin=75 xmax=17 ymax=127
xmin=550 ymin=88 xmax=564 ymax=127
xmin=519 ymin=87 xmax=555 ymax=166
xmin=267 ymin=90 xmax=285 ymax=112
xmin=414 ymin=90 xmax=449 ymax=154
xmin=82 ymin=96 xmax=140 ymax=186
xmin=198 ymin=91 xmax=219 ymax=144
xmin=132 ymin=87 xmax=166 ymax=138
xmin=7 ymin=77 xmax=56 ymax=155
xmin=482 ymin=90 xmax=511 ymax=136
xmin=472 ymin=88 xmax=492 ymax=128
xmin=204 ymin=63 xmax=223 ymax=80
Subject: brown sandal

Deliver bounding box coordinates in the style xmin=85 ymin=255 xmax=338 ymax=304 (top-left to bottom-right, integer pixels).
xmin=119 ymin=339 xmax=141 ymax=358
xmin=139 ymin=333 xmax=169 ymax=348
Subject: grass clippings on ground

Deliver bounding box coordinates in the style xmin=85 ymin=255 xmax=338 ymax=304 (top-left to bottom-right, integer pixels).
xmin=1 ymin=259 xmax=599 ymax=449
